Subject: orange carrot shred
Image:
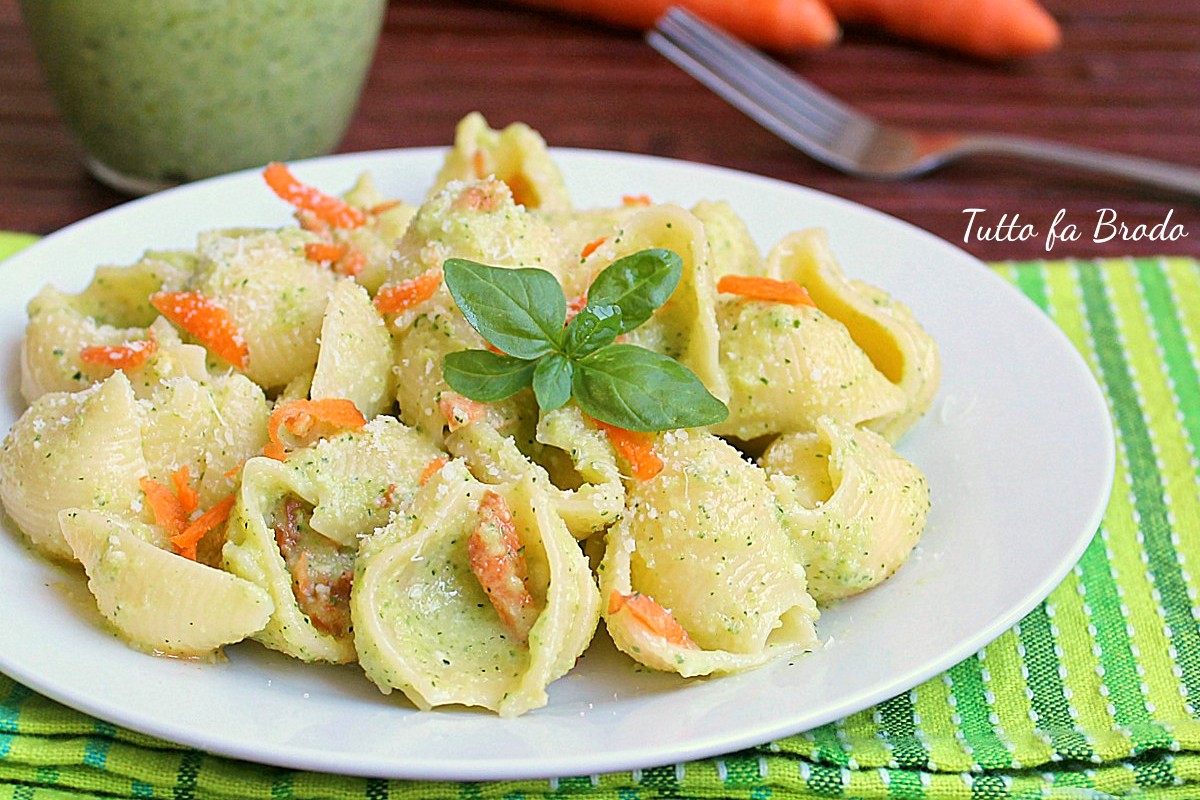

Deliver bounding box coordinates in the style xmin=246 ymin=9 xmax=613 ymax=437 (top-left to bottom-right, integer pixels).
xmin=79 ymin=331 xmax=158 ymax=371
xmin=609 ymin=591 xmax=697 ymax=649
xmin=171 ymin=466 xmax=199 ymax=516
xmin=171 ymin=495 xmax=236 ymax=561
xmin=622 ymin=194 xmax=652 ymax=207
xmin=419 ymin=456 xmax=449 ymax=486
xmin=374 ymin=268 xmax=443 ymax=314
xmin=149 ymin=291 xmax=248 ymax=369
xmin=590 ymin=418 xmax=664 ymax=480
xmin=335 ymin=248 xmax=367 ymax=278
xmin=469 ymin=490 xmax=537 ymax=643
xmin=369 ymin=200 xmax=403 ymax=215
xmin=264 ymin=398 xmax=367 ymax=461
xmin=580 ymin=236 xmax=606 ymax=259
xmin=304 ymin=241 xmax=348 ymax=263
xmin=438 ymin=392 xmax=490 ymax=432
xmin=472 ymin=149 xmax=489 ymax=179
xmin=139 ymin=476 xmax=189 ymax=536
xmin=565 ymin=293 xmax=589 ymax=324
xmin=263 ymin=162 xmax=367 ymax=230
xmin=717 ymin=275 xmax=816 ymax=307
xmin=296 ymin=210 xmax=330 ymax=235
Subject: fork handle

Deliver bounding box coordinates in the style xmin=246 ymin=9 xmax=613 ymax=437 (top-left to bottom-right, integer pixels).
xmin=959 ymin=134 xmax=1200 ymax=198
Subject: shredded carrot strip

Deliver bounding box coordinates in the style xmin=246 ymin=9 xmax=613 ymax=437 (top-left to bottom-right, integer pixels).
xmin=369 ymin=200 xmax=402 ymax=215
xmin=296 ymin=210 xmax=330 ymax=235
xmin=171 ymin=466 xmax=199 ymax=516
xmin=224 ymin=460 xmax=246 ymax=480
xmin=608 ymin=591 xmax=697 ymax=649
xmin=580 ymin=236 xmax=606 ymax=260
xmin=469 ymin=491 xmax=537 ymax=643
xmin=564 ymin=293 xmax=589 ymax=324
xmin=716 ymin=275 xmax=816 ymax=307
xmin=590 ymin=418 xmax=664 ymax=480
xmin=622 ymin=194 xmax=651 ymax=207
xmin=419 ymin=456 xmax=449 ymax=486
xmin=335 ymin=248 xmax=366 ymax=278
xmin=438 ymin=392 xmax=489 ymax=432
xmin=79 ymin=331 xmax=158 ymax=371
xmin=373 ymin=268 xmax=443 ymax=314
xmin=264 ymin=398 xmax=367 ymax=460
xmin=262 ymin=162 xmax=367 ymax=230
xmin=149 ymin=291 xmax=248 ymax=369
xmin=170 ymin=495 xmax=236 ymax=561
xmin=472 ymin=149 xmax=489 ymax=179
xmin=304 ymin=241 xmax=348 ymax=263
xmin=139 ymin=476 xmax=189 ymax=536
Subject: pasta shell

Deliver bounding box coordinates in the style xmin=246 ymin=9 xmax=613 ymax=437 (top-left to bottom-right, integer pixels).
xmin=353 ymin=461 xmax=600 ymax=716
xmin=59 ymin=508 xmax=272 ymax=658
xmin=192 ymin=228 xmax=338 ymax=389
xmin=764 ymin=417 xmax=931 ymax=602
xmin=222 ymin=417 xmax=445 ymax=663
xmin=711 ymin=299 xmax=907 ymax=441
xmin=430 ymin=111 xmax=572 ymax=214
xmin=0 ymin=373 xmax=147 ymax=561
xmin=767 ymin=229 xmax=941 ymax=441
xmin=599 ymin=431 xmax=819 ymax=676
xmin=310 ymin=279 xmax=396 ymax=419
xmin=589 ymin=205 xmax=731 ymax=403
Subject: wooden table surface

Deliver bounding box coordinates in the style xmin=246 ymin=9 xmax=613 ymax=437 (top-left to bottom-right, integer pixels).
xmin=2 ymin=0 xmax=1198 ymax=263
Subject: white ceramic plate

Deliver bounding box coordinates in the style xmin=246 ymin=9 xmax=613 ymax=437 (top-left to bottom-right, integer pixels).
xmin=0 ymin=149 xmax=1113 ymax=781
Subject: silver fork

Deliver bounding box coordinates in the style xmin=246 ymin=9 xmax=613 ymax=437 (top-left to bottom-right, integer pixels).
xmin=647 ymin=7 xmax=1200 ymax=197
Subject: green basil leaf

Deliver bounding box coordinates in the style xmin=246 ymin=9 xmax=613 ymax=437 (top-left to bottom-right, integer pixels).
xmin=443 ymin=349 xmax=537 ymax=402
xmin=443 ymin=258 xmax=566 ymax=358
xmin=562 ymin=303 xmax=622 ymax=357
xmin=532 ymin=353 xmax=573 ymax=412
xmin=572 ymin=344 xmax=728 ymax=431
xmin=585 ymin=248 xmax=682 ymax=334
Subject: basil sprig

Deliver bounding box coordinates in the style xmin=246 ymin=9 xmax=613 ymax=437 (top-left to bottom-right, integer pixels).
xmin=442 ymin=249 xmax=728 ymax=432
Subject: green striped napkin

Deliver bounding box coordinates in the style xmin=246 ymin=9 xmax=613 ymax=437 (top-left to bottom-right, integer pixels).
xmin=2 ymin=233 xmax=1198 ymax=799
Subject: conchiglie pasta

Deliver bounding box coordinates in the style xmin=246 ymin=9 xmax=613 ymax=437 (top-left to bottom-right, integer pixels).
xmin=764 ymin=416 xmax=931 ymax=602
xmin=190 ymin=228 xmax=338 ymax=389
xmin=0 ymin=115 xmax=940 ymax=718
xmin=336 ymin=173 xmax=418 ymax=293
xmin=599 ymin=431 xmax=818 ymax=676
xmin=710 ymin=298 xmax=907 ymax=441
xmin=310 ymin=279 xmax=396 ymax=418
xmin=588 ymin=205 xmax=730 ymax=403
xmin=222 ymin=417 xmax=444 ymax=663
xmin=393 ymin=304 xmax=533 ymax=447
xmin=0 ymin=373 xmax=148 ymax=561
xmin=59 ymin=508 xmax=272 ymax=658
xmin=690 ymin=199 xmax=764 ymax=280
xmin=445 ymin=404 xmax=625 ymax=538
xmin=430 ymin=111 xmax=572 ymax=214
xmin=767 ymin=228 xmax=940 ymax=442
xmin=138 ymin=373 xmax=269 ymax=508
xmin=386 ymin=178 xmax=568 ymax=288
xmin=20 ymin=247 xmax=194 ymax=402
xmin=352 ymin=461 xmax=600 ymax=716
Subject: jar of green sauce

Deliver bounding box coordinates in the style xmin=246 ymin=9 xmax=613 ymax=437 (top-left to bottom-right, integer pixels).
xmin=20 ymin=0 xmax=387 ymax=195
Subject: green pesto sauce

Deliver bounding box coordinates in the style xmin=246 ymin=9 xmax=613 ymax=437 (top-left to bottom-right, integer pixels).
xmin=21 ymin=0 xmax=385 ymax=183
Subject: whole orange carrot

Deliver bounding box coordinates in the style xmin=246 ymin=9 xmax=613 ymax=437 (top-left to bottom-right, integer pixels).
xmin=507 ymin=0 xmax=840 ymax=50
xmin=824 ymin=0 xmax=1060 ymax=58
